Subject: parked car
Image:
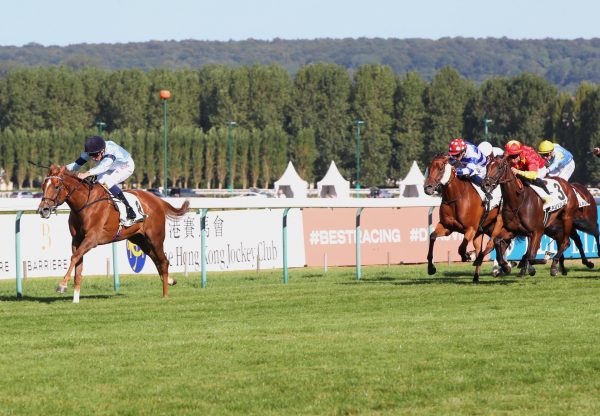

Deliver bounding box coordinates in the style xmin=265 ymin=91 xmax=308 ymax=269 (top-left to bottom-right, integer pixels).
xmin=168 ymin=188 xmax=199 ymax=197
xmin=146 ymin=188 xmax=165 ymax=198
xmin=10 ymin=191 xmax=33 ymax=198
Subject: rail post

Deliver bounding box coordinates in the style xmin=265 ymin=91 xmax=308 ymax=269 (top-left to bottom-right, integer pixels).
xmin=282 ymin=208 xmax=291 ymax=284
xmin=200 ymin=208 xmax=208 ymax=288
xmin=15 ymin=210 xmax=24 ymax=299
xmin=356 ymin=207 xmax=364 ymax=280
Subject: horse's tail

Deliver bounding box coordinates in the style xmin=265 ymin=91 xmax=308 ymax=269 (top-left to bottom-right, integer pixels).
xmin=162 ymin=199 xmax=190 ymax=218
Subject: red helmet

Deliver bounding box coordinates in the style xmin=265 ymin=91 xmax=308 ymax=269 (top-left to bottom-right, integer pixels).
xmin=448 ymin=138 xmax=466 ymax=156
xmin=505 ymin=140 xmax=522 ymax=156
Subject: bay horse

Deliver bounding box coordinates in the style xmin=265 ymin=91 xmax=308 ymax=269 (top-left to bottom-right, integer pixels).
xmin=548 ymin=183 xmax=599 ymax=274
xmin=36 ymin=165 xmax=190 ymax=302
xmin=482 ymin=156 xmax=578 ymax=277
xmin=423 ymin=154 xmax=512 ymax=282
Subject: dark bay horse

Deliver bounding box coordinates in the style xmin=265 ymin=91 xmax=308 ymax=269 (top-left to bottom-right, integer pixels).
xmin=36 ymin=165 xmax=190 ymax=301
xmin=549 ymin=183 xmax=599 ymax=274
xmin=482 ymin=156 xmax=578 ymax=277
xmin=423 ymin=154 xmax=512 ymax=282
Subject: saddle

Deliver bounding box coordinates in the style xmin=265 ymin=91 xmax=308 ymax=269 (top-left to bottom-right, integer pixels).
xmin=526 ymin=178 xmax=567 ymax=212
xmin=469 ymin=181 xmax=502 ymax=209
xmin=113 ymin=192 xmax=147 ymax=227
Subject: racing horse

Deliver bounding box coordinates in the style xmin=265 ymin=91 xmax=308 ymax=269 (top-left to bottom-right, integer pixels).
xmin=423 ymin=154 xmax=512 ymax=282
xmin=482 ymin=156 xmax=578 ymax=277
xmin=36 ymin=164 xmax=190 ymax=301
xmin=549 ymin=183 xmax=599 ymax=274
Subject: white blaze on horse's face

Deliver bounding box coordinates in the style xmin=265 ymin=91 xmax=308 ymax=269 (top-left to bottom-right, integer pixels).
xmin=440 ymin=162 xmax=452 ymax=185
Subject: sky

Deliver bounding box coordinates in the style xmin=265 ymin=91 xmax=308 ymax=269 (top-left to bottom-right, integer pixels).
xmin=1 ymin=0 xmax=599 ymax=47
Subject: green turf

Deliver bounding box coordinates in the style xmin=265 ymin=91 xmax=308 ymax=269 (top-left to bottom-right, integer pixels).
xmin=0 ymin=262 xmax=599 ymax=415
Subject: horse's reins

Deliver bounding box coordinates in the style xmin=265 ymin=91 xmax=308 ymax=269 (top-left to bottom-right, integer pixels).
xmin=486 ymin=159 xmax=527 ymax=216
xmin=43 ymin=175 xmax=114 ymax=214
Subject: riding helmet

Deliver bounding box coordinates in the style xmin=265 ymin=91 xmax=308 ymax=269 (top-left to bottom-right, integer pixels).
xmin=538 ymin=140 xmax=555 ymax=154
xmin=505 ymin=140 xmax=523 ymax=155
xmin=84 ymin=136 xmax=106 ymax=154
xmin=448 ymin=138 xmax=466 ymax=155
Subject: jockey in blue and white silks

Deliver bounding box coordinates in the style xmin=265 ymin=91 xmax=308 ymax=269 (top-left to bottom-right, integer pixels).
xmin=67 ymin=135 xmax=137 ymax=220
xmin=537 ymin=140 xmax=575 ymax=181
xmin=448 ymin=138 xmax=487 ymax=187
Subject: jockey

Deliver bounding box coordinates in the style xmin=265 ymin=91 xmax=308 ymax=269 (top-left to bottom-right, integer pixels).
xmin=538 ymin=140 xmax=575 ymax=181
xmin=67 ymin=135 xmax=137 ymax=220
xmin=504 ymin=139 xmax=550 ymax=194
xmin=477 ymin=141 xmax=504 ymax=158
xmin=448 ymin=138 xmax=487 ymax=187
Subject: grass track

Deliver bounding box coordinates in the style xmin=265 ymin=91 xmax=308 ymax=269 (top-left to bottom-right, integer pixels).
xmin=0 ymin=262 xmax=599 ymax=415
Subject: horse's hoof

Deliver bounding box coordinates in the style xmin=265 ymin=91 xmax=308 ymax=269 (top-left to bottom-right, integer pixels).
xmin=550 ymin=267 xmax=558 ymax=277
xmin=56 ymin=285 xmax=67 ymax=294
xmin=585 ymin=261 xmax=594 ymax=269
xmin=528 ymin=268 xmax=536 ymax=277
xmin=168 ymin=278 xmax=177 ymax=286
xmin=501 ymin=264 xmax=512 ymax=275
xmin=473 ymin=275 xmax=479 ymax=283
xmin=561 ymin=269 xmax=568 ymax=276
xmin=492 ymin=267 xmax=500 ymax=277
xmin=427 ymin=265 xmax=436 ymax=275
xmin=518 ymin=268 xmax=526 ymax=277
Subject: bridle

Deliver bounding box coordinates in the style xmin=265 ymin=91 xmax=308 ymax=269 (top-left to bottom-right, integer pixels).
xmin=41 ymin=174 xmax=94 ymax=214
xmin=42 ymin=175 xmax=75 ymax=213
xmin=427 ymin=157 xmax=456 ymax=194
xmin=484 ymin=157 xmax=515 ymax=190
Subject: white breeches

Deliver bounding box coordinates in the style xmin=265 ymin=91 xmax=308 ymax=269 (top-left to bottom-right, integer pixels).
xmin=97 ymin=162 xmax=135 ymax=188
xmin=550 ymin=160 xmax=575 ymax=181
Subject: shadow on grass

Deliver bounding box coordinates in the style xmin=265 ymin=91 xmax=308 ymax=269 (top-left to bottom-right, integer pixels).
xmin=344 ymin=272 xmax=520 ymax=286
xmin=0 ymin=294 xmax=116 ymax=303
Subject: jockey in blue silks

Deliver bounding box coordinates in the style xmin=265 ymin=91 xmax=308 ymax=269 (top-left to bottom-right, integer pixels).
xmin=67 ymin=135 xmax=137 ymax=220
xmin=537 ymin=140 xmax=575 ymax=181
xmin=447 ymin=138 xmax=487 ymax=187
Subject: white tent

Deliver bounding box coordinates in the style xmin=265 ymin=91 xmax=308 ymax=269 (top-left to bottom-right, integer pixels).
xmin=398 ymin=161 xmax=428 ymax=198
xmin=317 ymin=161 xmax=350 ymax=198
xmin=274 ymin=161 xmax=308 ymax=198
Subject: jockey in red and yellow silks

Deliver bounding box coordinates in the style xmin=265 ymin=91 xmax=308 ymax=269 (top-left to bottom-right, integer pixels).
xmin=504 ymin=140 xmax=550 ymax=193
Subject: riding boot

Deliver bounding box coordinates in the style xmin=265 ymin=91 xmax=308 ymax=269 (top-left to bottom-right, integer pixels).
xmin=534 ymin=178 xmax=551 ymax=195
xmin=112 ymin=187 xmax=136 ymax=220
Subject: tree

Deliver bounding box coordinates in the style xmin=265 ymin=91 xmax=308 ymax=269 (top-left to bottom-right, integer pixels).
xmin=392 ymin=72 xmax=427 ymax=179
xmin=98 ymin=69 xmax=150 ymax=131
xmin=291 ymin=127 xmax=317 ymax=183
xmin=423 ymin=67 xmax=476 ymax=161
xmin=351 ymin=64 xmax=396 ymax=186
xmin=289 ymin=63 xmax=352 ymax=179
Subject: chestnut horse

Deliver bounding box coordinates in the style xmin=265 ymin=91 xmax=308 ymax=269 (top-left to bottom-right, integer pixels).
xmin=423 ymin=154 xmax=512 ymax=282
xmin=36 ymin=165 xmax=190 ymax=302
xmin=482 ymin=156 xmax=578 ymax=277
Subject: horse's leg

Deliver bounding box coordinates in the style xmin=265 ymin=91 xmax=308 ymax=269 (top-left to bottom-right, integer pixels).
xmin=58 ymin=238 xmax=97 ymax=296
xmin=458 ymin=238 xmax=470 ymax=262
xmin=570 ymin=229 xmax=593 ymax=269
xmin=525 ymin=232 xmax=544 ymax=277
xmin=427 ymin=223 xmax=452 ymax=275
xmin=72 ymin=258 xmax=84 ymax=303
xmin=492 ymin=236 xmax=513 ymax=275
xmin=551 ymin=218 xmax=574 ymax=277
xmin=57 ymin=238 xmax=82 ymax=294
xmin=129 ymin=235 xmax=173 ymax=298
xmin=470 ymin=232 xmax=484 ymax=283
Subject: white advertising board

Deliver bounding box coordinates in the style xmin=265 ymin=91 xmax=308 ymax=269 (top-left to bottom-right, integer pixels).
xmin=0 ymin=209 xmax=305 ymax=280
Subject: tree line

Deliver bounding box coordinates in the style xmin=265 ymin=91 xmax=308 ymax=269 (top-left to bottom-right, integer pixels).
xmin=1 ymin=63 xmax=600 ymax=190
xmin=3 ymin=38 xmax=600 ymax=91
